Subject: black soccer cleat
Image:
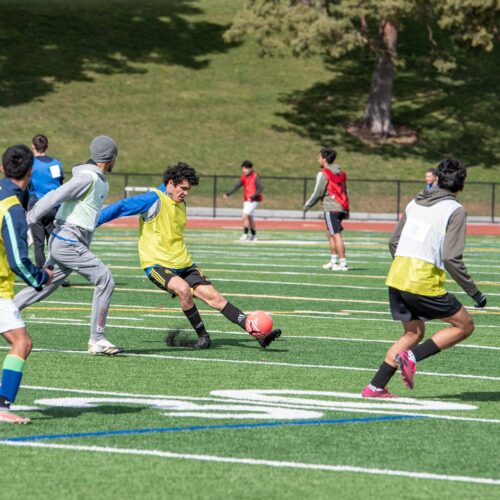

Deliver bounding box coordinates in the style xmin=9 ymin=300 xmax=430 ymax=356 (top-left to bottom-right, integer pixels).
xmin=257 ymin=329 xmax=282 ymax=349
xmin=193 ymin=334 xmax=211 ymax=350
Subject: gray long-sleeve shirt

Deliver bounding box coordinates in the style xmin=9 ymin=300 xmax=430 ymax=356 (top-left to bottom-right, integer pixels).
xmin=303 ymin=164 xmax=348 ymax=213
xmin=389 ymin=188 xmax=478 ymax=297
xmin=27 ymin=162 xmax=106 ymax=246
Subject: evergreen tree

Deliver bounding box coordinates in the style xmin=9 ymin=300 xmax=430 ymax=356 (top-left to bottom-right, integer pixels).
xmin=225 ymin=0 xmax=498 ymax=137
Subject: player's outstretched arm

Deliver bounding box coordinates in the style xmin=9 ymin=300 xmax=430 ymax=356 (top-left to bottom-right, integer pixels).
xmin=97 ymin=191 xmax=159 ymax=226
xmin=224 ymin=179 xmax=243 ymax=198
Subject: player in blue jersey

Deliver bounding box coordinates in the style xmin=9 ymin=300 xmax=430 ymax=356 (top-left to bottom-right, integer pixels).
xmin=28 ymin=134 xmax=70 ymax=287
xmin=0 ymin=145 xmax=54 ymax=423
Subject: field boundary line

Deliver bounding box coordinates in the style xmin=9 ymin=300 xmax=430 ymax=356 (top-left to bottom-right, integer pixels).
xmin=3 ymin=346 xmax=500 ymax=382
xmin=1 ymin=441 xmax=499 ymax=486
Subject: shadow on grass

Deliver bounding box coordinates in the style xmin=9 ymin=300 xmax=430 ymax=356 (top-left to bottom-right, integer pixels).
xmin=273 ymin=29 xmax=499 ymax=168
xmin=435 ymin=391 xmax=500 ymax=403
xmin=41 ymin=405 xmax=144 ymax=419
xmin=126 ymin=332 xmax=287 ymax=353
xmin=0 ymin=0 xmax=238 ymax=107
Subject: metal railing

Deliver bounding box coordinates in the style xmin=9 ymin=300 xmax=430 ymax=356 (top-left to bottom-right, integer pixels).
xmin=107 ymin=173 xmax=499 ymax=223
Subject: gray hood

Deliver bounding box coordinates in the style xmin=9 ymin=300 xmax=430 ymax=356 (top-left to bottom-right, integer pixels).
xmin=72 ymin=163 xmax=106 ymax=182
xmin=414 ymin=187 xmax=456 ymax=207
xmin=325 ymin=163 xmax=342 ymax=175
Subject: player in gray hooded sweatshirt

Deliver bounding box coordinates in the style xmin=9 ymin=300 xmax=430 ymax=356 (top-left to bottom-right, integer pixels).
xmin=13 ymin=136 xmax=123 ymax=355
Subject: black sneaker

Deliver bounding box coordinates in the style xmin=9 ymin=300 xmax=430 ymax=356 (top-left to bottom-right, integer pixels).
xmin=193 ymin=335 xmax=211 ymax=349
xmin=61 ymin=280 xmax=71 ymax=288
xmin=257 ymin=329 xmax=282 ymax=349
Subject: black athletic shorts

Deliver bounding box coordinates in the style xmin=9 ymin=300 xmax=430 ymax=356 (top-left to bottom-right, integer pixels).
xmin=148 ymin=265 xmax=211 ymax=296
xmin=324 ymin=211 xmax=346 ymax=235
xmin=388 ymin=287 xmax=462 ymax=322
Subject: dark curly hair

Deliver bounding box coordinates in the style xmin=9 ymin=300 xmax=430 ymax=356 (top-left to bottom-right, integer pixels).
xmin=163 ymin=162 xmax=199 ymax=187
xmin=320 ymin=148 xmax=337 ymax=164
xmin=436 ymin=158 xmax=467 ymax=193
xmin=2 ymin=144 xmax=34 ymax=179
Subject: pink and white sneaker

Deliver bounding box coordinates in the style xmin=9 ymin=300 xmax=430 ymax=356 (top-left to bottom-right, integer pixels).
xmin=0 ymin=410 xmax=32 ymax=424
xmin=396 ymin=350 xmax=417 ymax=389
xmin=361 ymin=385 xmax=398 ymax=398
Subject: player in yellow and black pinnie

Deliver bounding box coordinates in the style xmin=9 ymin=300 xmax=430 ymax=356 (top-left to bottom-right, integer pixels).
xmin=98 ymin=163 xmax=281 ymax=349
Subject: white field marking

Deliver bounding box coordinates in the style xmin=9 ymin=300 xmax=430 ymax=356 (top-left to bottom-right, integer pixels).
xmin=106 ymin=316 xmax=143 ymax=322
xmin=110 ymin=274 xmax=388 ymax=292
xmin=21 ymin=316 xmax=500 ymax=349
xmin=2 ymin=441 xmax=500 ymax=486
xmin=212 ymin=390 xmax=477 ymax=412
xmin=20 ymin=319 xmax=500 ymax=352
xmin=112 ymin=287 xmax=391 ymax=305
xmin=4 ymin=345 xmax=500 ymax=382
xmin=105 ymin=265 xmax=500 ymax=289
xmin=99 ymin=270 xmax=500 ymax=297
xmin=106 ymin=265 xmax=388 ymax=279
xmin=25 ymin=315 xmax=87 ymax=324
xmin=13 ymin=385 xmax=500 ymax=425
xmin=30 ymin=299 xmax=500 ymax=318
xmin=30 ymin=397 xmax=321 ymax=420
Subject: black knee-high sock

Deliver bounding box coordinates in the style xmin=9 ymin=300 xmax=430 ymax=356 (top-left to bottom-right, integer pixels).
xmin=250 ymin=228 xmax=256 ymax=236
xmin=370 ymin=362 xmax=397 ymax=389
xmin=243 ymin=227 xmax=249 ymax=234
xmin=183 ymin=305 xmax=208 ymax=337
xmin=221 ymin=302 xmax=247 ymax=330
xmin=411 ymin=339 xmax=441 ymax=362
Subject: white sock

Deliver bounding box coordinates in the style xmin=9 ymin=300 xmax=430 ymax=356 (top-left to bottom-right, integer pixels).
xmin=330 ymin=254 xmax=338 ymax=264
xmin=340 ymin=258 xmax=347 ymax=267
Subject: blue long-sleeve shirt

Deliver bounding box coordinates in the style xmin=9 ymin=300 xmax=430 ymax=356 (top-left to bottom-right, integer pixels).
xmin=0 ymin=177 xmax=48 ymax=291
xmin=98 ymin=184 xmax=166 ymax=225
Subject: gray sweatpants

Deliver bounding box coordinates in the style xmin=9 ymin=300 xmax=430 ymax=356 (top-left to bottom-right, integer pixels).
xmin=14 ymin=234 xmax=114 ymax=343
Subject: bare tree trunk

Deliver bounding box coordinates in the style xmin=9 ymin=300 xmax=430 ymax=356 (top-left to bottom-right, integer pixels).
xmin=364 ymin=20 xmax=397 ymax=137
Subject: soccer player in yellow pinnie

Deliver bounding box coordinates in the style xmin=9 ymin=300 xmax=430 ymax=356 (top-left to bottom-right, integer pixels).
xmin=98 ymin=163 xmax=281 ymax=349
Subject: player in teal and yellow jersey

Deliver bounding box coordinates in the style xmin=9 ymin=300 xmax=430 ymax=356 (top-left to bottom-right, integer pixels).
xmin=0 ymin=145 xmax=54 ymax=424
xmin=98 ymin=162 xmax=281 ymax=349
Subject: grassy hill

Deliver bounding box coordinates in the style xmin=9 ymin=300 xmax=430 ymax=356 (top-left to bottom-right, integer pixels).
xmin=0 ymin=0 xmax=498 ymax=182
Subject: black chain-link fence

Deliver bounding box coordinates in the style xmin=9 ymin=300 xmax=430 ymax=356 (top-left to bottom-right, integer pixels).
xmin=107 ymin=173 xmax=499 ymax=222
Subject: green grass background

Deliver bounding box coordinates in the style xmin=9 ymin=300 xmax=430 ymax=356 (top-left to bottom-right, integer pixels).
xmin=0 ymin=0 xmax=498 ymax=182
xmin=1 ymin=227 xmax=499 ymax=499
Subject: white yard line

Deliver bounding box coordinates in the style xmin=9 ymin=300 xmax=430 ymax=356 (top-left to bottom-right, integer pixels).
xmin=21 ymin=314 xmax=500 ymax=351
xmin=3 ymin=345 xmax=500 ymax=382
xmin=1 ymin=441 xmax=499 ymax=486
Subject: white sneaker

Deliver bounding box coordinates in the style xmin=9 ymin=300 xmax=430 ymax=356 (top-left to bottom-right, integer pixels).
xmin=248 ymin=235 xmax=258 ymax=242
xmin=0 ymin=410 xmax=31 ymax=424
xmin=322 ymin=261 xmax=334 ymax=269
xmin=239 ymin=234 xmax=249 ymax=241
xmin=88 ymin=338 xmax=124 ymax=356
xmin=332 ymin=264 xmax=348 ymax=271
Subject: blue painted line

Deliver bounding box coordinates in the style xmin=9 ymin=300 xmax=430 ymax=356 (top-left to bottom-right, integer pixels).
xmin=2 ymin=414 xmax=424 ymax=442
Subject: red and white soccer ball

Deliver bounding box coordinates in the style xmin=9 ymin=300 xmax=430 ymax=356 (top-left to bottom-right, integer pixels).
xmin=245 ymin=310 xmax=273 ymax=339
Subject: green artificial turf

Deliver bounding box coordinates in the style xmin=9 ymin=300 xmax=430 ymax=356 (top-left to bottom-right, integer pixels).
xmin=1 ymin=227 xmax=499 ymax=499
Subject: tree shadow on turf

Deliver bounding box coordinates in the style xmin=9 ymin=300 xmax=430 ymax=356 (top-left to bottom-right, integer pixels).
xmin=272 ymin=28 xmax=499 ymax=168
xmin=0 ymin=0 xmax=239 ymax=107
xmin=434 ymin=391 xmax=500 ymax=403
